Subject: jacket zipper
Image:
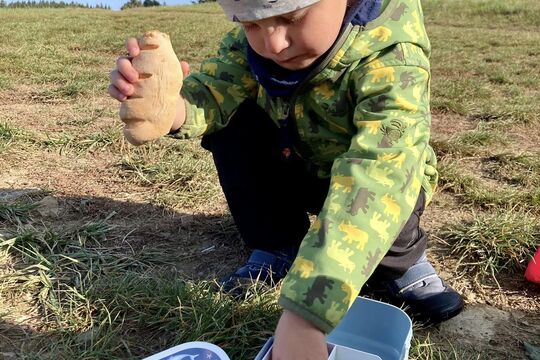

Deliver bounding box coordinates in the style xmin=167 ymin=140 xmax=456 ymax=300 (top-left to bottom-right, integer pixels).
xmin=278 ymin=23 xmax=356 ymax=160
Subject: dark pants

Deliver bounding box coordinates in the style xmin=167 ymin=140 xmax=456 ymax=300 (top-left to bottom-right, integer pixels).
xmin=201 ymin=100 xmax=427 ymax=280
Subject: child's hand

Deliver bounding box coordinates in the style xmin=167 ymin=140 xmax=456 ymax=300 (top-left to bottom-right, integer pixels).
xmin=109 ymin=34 xmax=190 ymax=142
xmin=272 ymin=310 xmax=328 ymax=360
xmin=108 ymin=38 xmax=190 ymax=102
xmin=108 ymin=38 xmax=141 ymax=102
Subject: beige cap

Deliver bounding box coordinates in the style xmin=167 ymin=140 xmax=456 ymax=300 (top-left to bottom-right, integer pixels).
xmin=217 ymin=0 xmax=321 ymax=22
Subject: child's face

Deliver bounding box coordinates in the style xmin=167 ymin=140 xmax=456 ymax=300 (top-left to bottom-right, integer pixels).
xmin=241 ymin=0 xmax=348 ymax=70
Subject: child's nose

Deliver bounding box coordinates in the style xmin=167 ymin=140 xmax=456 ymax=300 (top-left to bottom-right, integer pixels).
xmin=263 ymin=27 xmax=290 ymax=55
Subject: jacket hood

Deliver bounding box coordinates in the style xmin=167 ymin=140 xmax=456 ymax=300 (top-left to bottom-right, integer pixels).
xmin=317 ymin=0 xmax=431 ymax=78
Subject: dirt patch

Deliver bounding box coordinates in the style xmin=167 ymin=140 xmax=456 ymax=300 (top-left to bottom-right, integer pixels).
xmin=431 ymin=111 xmax=478 ymax=140
xmin=422 ymin=304 xmax=540 ymax=359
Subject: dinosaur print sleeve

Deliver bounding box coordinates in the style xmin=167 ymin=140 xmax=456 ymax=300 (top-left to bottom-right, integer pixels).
xmin=171 ymin=27 xmax=258 ymax=139
xmin=279 ymin=60 xmax=436 ymax=333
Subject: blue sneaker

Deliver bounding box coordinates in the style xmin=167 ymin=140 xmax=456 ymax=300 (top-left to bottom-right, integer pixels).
xmin=220 ymin=249 xmax=296 ymax=294
xmin=384 ymin=253 xmax=464 ymax=325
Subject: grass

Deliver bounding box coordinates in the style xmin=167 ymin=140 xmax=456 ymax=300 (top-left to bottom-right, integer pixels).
xmin=0 ymin=202 xmax=36 ymax=223
xmin=120 ymin=139 xmax=222 ymax=210
xmin=424 ymin=0 xmax=540 ymax=124
xmin=0 ymin=215 xmax=280 ymax=358
xmin=439 ymin=211 xmax=539 ymax=283
xmin=0 ymin=122 xmax=28 ymax=151
xmin=0 ymin=0 xmax=539 ymax=359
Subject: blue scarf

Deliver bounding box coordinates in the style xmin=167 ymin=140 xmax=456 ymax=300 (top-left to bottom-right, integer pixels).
xmin=247 ymin=0 xmax=382 ymax=98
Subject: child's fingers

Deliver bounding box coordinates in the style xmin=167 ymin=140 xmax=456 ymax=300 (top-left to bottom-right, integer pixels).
xmin=125 ymin=37 xmax=140 ymax=57
xmin=110 ymin=70 xmax=134 ymax=97
xmin=108 ymin=84 xmax=127 ymax=102
xmin=116 ymin=56 xmax=139 ymax=83
xmin=180 ymin=61 xmax=190 ymax=77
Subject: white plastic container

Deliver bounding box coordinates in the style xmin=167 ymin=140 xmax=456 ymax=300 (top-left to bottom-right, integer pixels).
xmin=254 ymin=297 xmax=412 ymax=360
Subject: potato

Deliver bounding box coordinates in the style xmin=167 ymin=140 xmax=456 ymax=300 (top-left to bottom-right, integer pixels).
xmin=120 ymin=30 xmax=183 ymax=145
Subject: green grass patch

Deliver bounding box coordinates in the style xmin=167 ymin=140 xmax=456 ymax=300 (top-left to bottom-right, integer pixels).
xmin=426 ymin=0 xmax=540 ymax=124
xmin=0 ymin=202 xmax=36 ymax=223
xmin=0 ymin=215 xmax=280 ymax=359
xmin=31 ymin=126 xmax=123 ymax=154
xmin=439 ymin=211 xmax=539 ymax=283
xmin=76 ymin=126 xmax=123 ymax=154
xmin=0 ymin=74 xmax=12 ymax=90
xmin=451 ymin=130 xmax=505 ymax=148
xmin=438 ymin=162 xmax=522 ymax=209
xmin=483 ymin=153 xmax=540 ymax=187
xmin=430 ymin=120 xmax=508 ymax=158
xmin=120 ymin=139 xmax=221 ymax=209
xmin=0 ymin=122 xmax=27 ymax=149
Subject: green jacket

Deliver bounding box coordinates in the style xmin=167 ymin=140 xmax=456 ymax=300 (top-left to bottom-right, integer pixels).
xmin=176 ymin=0 xmax=438 ymax=333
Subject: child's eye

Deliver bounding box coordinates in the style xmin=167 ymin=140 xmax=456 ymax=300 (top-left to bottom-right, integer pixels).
xmin=287 ymin=14 xmax=306 ymax=24
xmin=283 ymin=10 xmax=308 ymax=25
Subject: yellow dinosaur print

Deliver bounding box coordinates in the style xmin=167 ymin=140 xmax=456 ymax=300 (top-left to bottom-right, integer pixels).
xmin=370 ymin=212 xmax=391 ymax=241
xmin=202 ymin=62 xmax=218 ymax=76
xmin=378 ymin=152 xmax=407 ymax=169
xmin=207 ymin=108 xmax=216 ymax=123
xmin=295 ymin=103 xmax=304 ymax=119
xmin=356 ymin=120 xmax=381 ymax=135
xmin=207 ymin=84 xmax=225 ymax=105
xmin=320 ymin=143 xmax=344 ymax=157
xmin=327 ymin=241 xmax=356 ymax=273
xmin=353 ymin=39 xmax=374 ymax=57
xmin=314 ymin=82 xmax=335 ymax=100
xmin=341 ymin=280 xmax=356 ymax=306
xmin=291 ymin=256 xmax=315 ymax=278
xmin=241 ymin=74 xmax=256 ymax=89
xmin=412 ymin=10 xmax=425 ymax=41
xmin=405 ymin=190 xmax=417 ymax=208
xmin=338 ymin=221 xmax=369 ymax=251
xmin=310 ymin=218 xmax=321 ymax=233
xmin=332 ymin=175 xmax=355 ymax=193
xmin=405 ymin=175 xmax=423 ymax=207
xmin=401 ymin=115 xmax=416 ymax=127
xmin=381 ymin=194 xmax=401 ymax=222
xmin=328 ymin=194 xmax=342 ymax=214
xmin=404 ymin=135 xmax=420 ymax=157
xmin=412 ymin=84 xmax=422 ymax=102
xmin=325 ymin=301 xmax=343 ymax=325
xmin=366 ymin=162 xmax=395 ymax=188
xmin=367 ymin=59 xmax=385 ymax=70
xmin=369 ymin=67 xmax=395 ymax=84
xmin=353 ymin=134 xmax=369 ymax=150
xmin=227 ymin=85 xmax=246 ymax=103
xmin=231 ymin=26 xmax=241 ymax=37
xmin=369 ymin=26 xmax=392 ymax=42
xmin=403 ymin=21 xmax=420 ymax=42
xmin=396 ymin=96 xmax=418 ymax=113
xmin=410 ymin=173 xmax=422 ymax=193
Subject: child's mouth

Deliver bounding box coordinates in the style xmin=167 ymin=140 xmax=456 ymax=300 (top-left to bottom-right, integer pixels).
xmin=276 ymin=55 xmax=306 ymax=66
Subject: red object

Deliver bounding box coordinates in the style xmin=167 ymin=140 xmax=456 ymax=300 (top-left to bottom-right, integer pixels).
xmin=525 ymin=247 xmax=540 ymax=284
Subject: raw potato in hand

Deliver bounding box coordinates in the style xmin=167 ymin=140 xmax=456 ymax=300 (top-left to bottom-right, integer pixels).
xmin=120 ymin=30 xmax=183 ymax=145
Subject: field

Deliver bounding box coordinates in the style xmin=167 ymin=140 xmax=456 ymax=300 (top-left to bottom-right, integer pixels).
xmin=0 ymin=0 xmax=539 ymax=359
